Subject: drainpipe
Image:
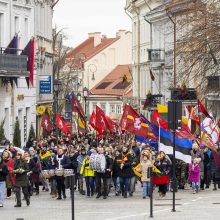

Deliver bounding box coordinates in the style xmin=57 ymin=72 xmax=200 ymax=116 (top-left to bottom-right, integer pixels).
xmin=144 ymin=16 xmax=153 ymax=93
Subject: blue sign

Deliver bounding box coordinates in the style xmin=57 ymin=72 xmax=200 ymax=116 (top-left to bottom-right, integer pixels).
xmin=40 ymin=76 xmax=51 ymax=94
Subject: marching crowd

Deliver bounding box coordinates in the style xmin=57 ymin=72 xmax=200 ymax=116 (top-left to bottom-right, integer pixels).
xmin=0 ymin=134 xmax=220 ymax=208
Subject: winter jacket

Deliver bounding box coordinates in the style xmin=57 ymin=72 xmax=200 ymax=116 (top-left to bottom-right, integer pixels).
xmin=0 ymin=162 xmax=9 ymax=182
xmin=80 ymin=157 xmax=94 ymax=177
xmin=138 ymin=160 xmax=151 ymax=182
xmin=77 ymin=154 xmax=86 ymax=174
xmin=154 ymin=158 xmax=171 ymax=176
xmin=188 ymin=163 xmax=200 ymax=183
xmin=116 ymin=153 xmax=134 ymax=178
xmin=13 ymin=159 xmax=29 ymax=187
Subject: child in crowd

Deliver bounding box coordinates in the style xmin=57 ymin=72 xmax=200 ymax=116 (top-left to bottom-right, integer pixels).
xmin=189 ymin=158 xmax=201 ymax=194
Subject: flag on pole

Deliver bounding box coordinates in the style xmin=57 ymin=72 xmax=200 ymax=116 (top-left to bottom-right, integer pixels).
xmin=159 ymin=128 xmax=192 ymax=163
xmin=76 ymin=113 xmax=86 ymax=134
xmin=4 ymin=34 xmax=18 ymax=54
xmin=150 ymin=69 xmax=155 ymax=81
xmin=198 ymin=100 xmax=213 ymax=121
xmin=71 ymin=95 xmax=86 ymax=124
xmin=96 ymin=106 xmax=110 ymax=133
xmin=41 ymin=113 xmax=52 ymax=132
xmin=21 ymin=38 xmax=35 ymax=87
xmin=56 ymin=113 xmax=71 ymax=135
xmin=157 ymin=104 xmax=168 ymax=113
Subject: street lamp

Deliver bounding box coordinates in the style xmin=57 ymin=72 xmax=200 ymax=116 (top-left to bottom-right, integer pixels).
xmin=83 ymin=87 xmax=89 ymax=114
xmin=76 ymin=92 xmax=81 ymax=102
xmin=53 ymin=79 xmax=62 ymax=144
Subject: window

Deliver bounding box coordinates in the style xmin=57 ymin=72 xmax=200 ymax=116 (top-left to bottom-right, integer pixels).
xmin=110 ymin=105 xmax=115 ymax=113
xmin=24 ymin=18 xmax=29 ymax=43
xmin=100 ymin=104 xmax=106 ymax=114
xmin=116 ymin=105 xmax=122 ymax=114
xmin=14 ymin=16 xmax=19 ymax=34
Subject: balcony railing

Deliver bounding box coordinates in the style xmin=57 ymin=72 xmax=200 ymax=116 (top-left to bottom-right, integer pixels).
xmin=0 ymin=47 xmax=28 ymax=77
xmin=148 ymin=49 xmax=165 ymax=62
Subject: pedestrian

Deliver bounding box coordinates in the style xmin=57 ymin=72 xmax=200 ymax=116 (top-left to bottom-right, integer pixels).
xmin=188 ymin=158 xmax=201 ymax=194
xmin=137 ymin=151 xmax=152 ymax=199
xmin=0 ymin=155 xmax=9 ymax=207
xmin=13 ymin=152 xmax=30 ymax=207
xmin=80 ymin=150 xmax=95 ymax=197
xmin=30 ymin=157 xmax=41 ymax=195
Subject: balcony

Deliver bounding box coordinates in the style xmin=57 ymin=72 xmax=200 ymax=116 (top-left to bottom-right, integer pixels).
xmin=148 ymin=49 xmax=165 ymax=63
xmin=0 ymin=48 xmax=29 ymax=77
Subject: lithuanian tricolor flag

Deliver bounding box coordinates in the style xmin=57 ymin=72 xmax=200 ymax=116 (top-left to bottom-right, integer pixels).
xmin=76 ymin=113 xmax=86 ymax=134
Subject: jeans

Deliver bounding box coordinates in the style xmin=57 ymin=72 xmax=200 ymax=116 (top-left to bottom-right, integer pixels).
xmin=113 ymin=176 xmax=120 ymax=193
xmin=129 ymin=176 xmax=136 ymax=194
xmin=85 ymin=176 xmax=95 ymax=196
xmin=192 ymin=182 xmax=199 ymax=190
xmin=120 ymin=177 xmax=129 ymax=193
xmin=0 ymin=181 xmax=6 ymax=204
xmin=143 ymin=181 xmax=151 ymax=197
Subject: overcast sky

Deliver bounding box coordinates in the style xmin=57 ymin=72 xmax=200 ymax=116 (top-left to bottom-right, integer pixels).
xmin=53 ymin=0 xmax=131 ymax=47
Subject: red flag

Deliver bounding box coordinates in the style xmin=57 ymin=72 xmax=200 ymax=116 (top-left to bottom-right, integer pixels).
xmin=56 ymin=113 xmax=71 ymax=135
xmin=95 ymin=106 xmax=110 ymax=133
xmin=217 ymin=119 xmax=220 ymax=129
xmin=125 ymin=105 xmax=153 ymax=139
xmin=151 ymin=110 xmax=168 ymax=130
xmin=21 ymin=38 xmax=35 ymax=87
xmin=198 ymin=100 xmax=213 ymax=120
xmin=201 ymin=132 xmax=216 ymax=151
xmin=89 ymin=111 xmax=96 ymax=129
xmin=106 ymin=116 xmax=117 ymax=133
xmin=72 ymin=95 xmax=86 ymax=123
xmin=189 ymin=106 xmax=199 ymax=124
xmin=120 ymin=104 xmax=129 ymax=131
xmin=41 ymin=114 xmax=52 ymax=132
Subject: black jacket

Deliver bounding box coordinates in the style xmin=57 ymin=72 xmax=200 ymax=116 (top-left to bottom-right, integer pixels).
xmin=117 ymin=153 xmax=134 ymax=178
xmin=0 ymin=162 xmax=8 ymax=182
xmin=14 ymin=159 xmax=29 ymax=187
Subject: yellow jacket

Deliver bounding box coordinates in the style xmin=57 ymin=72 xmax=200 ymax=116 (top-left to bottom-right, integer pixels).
xmin=40 ymin=151 xmax=51 ymax=160
xmin=80 ymin=157 xmax=94 ymax=177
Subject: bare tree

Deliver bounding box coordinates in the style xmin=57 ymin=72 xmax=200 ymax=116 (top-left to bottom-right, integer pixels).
xmin=166 ymin=0 xmax=220 ymax=100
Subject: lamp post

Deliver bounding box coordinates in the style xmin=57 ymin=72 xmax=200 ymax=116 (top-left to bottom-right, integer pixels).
xmin=53 ymin=79 xmax=62 ymax=144
xmin=87 ymin=64 xmax=97 ymax=90
xmin=83 ymin=87 xmax=89 ymax=115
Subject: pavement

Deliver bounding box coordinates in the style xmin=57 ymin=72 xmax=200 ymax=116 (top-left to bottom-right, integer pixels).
xmin=1 ymin=185 xmax=220 ymax=220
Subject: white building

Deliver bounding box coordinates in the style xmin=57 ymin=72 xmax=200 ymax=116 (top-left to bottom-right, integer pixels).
xmin=0 ymin=0 xmax=35 ymax=146
xmin=0 ymin=0 xmax=55 ymax=146
xmin=125 ymin=0 xmax=172 ymax=113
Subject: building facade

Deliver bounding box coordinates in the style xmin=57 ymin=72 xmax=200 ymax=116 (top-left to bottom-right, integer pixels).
xmin=0 ymin=0 xmax=55 ymax=146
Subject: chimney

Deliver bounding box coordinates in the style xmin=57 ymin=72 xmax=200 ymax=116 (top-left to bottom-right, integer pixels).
xmin=116 ymin=30 xmax=127 ymax=38
xmin=88 ymin=32 xmax=102 ymax=47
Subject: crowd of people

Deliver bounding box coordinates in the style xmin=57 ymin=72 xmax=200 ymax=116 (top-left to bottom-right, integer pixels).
xmin=0 ymin=134 xmax=220 ymax=208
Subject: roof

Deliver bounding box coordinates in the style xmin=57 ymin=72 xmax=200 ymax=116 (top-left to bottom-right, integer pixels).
xmin=65 ymin=36 xmax=119 ymax=64
xmin=90 ymin=64 xmax=132 ymax=97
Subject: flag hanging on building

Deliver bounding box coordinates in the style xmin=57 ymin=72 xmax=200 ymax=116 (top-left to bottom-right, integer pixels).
xmin=21 ymin=38 xmax=35 ymax=87
xmin=4 ymin=34 xmax=18 ymax=54
xmin=41 ymin=113 xmax=52 ymax=133
xmin=56 ymin=113 xmax=71 ymax=135
xmin=71 ymin=94 xmax=86 ymax=124
xmin=159 ymin=128 xmax=192 ymax=163
xmin=150 ymin=69 xmax=155 ymax=81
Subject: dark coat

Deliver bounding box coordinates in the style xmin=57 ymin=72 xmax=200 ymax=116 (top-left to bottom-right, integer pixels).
xmin=154 ymin=158 xmax=172 ymax=176
xmin=31 ymin=162 xmax=41 ymax=184
xmin=117 ymin=153 xmax=134 ymax=178
xmin=56 ymin=154 xmax=71 ymax=180
xmin=14 ymin=159 xmax=29 ymax=187
xmin=210 ymin=150 xmax=220 ymax=180
xmin=0 ymin=162 xmax=9 ymax=182
xmin=69 ymin=153 xmax=78 ymax=174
